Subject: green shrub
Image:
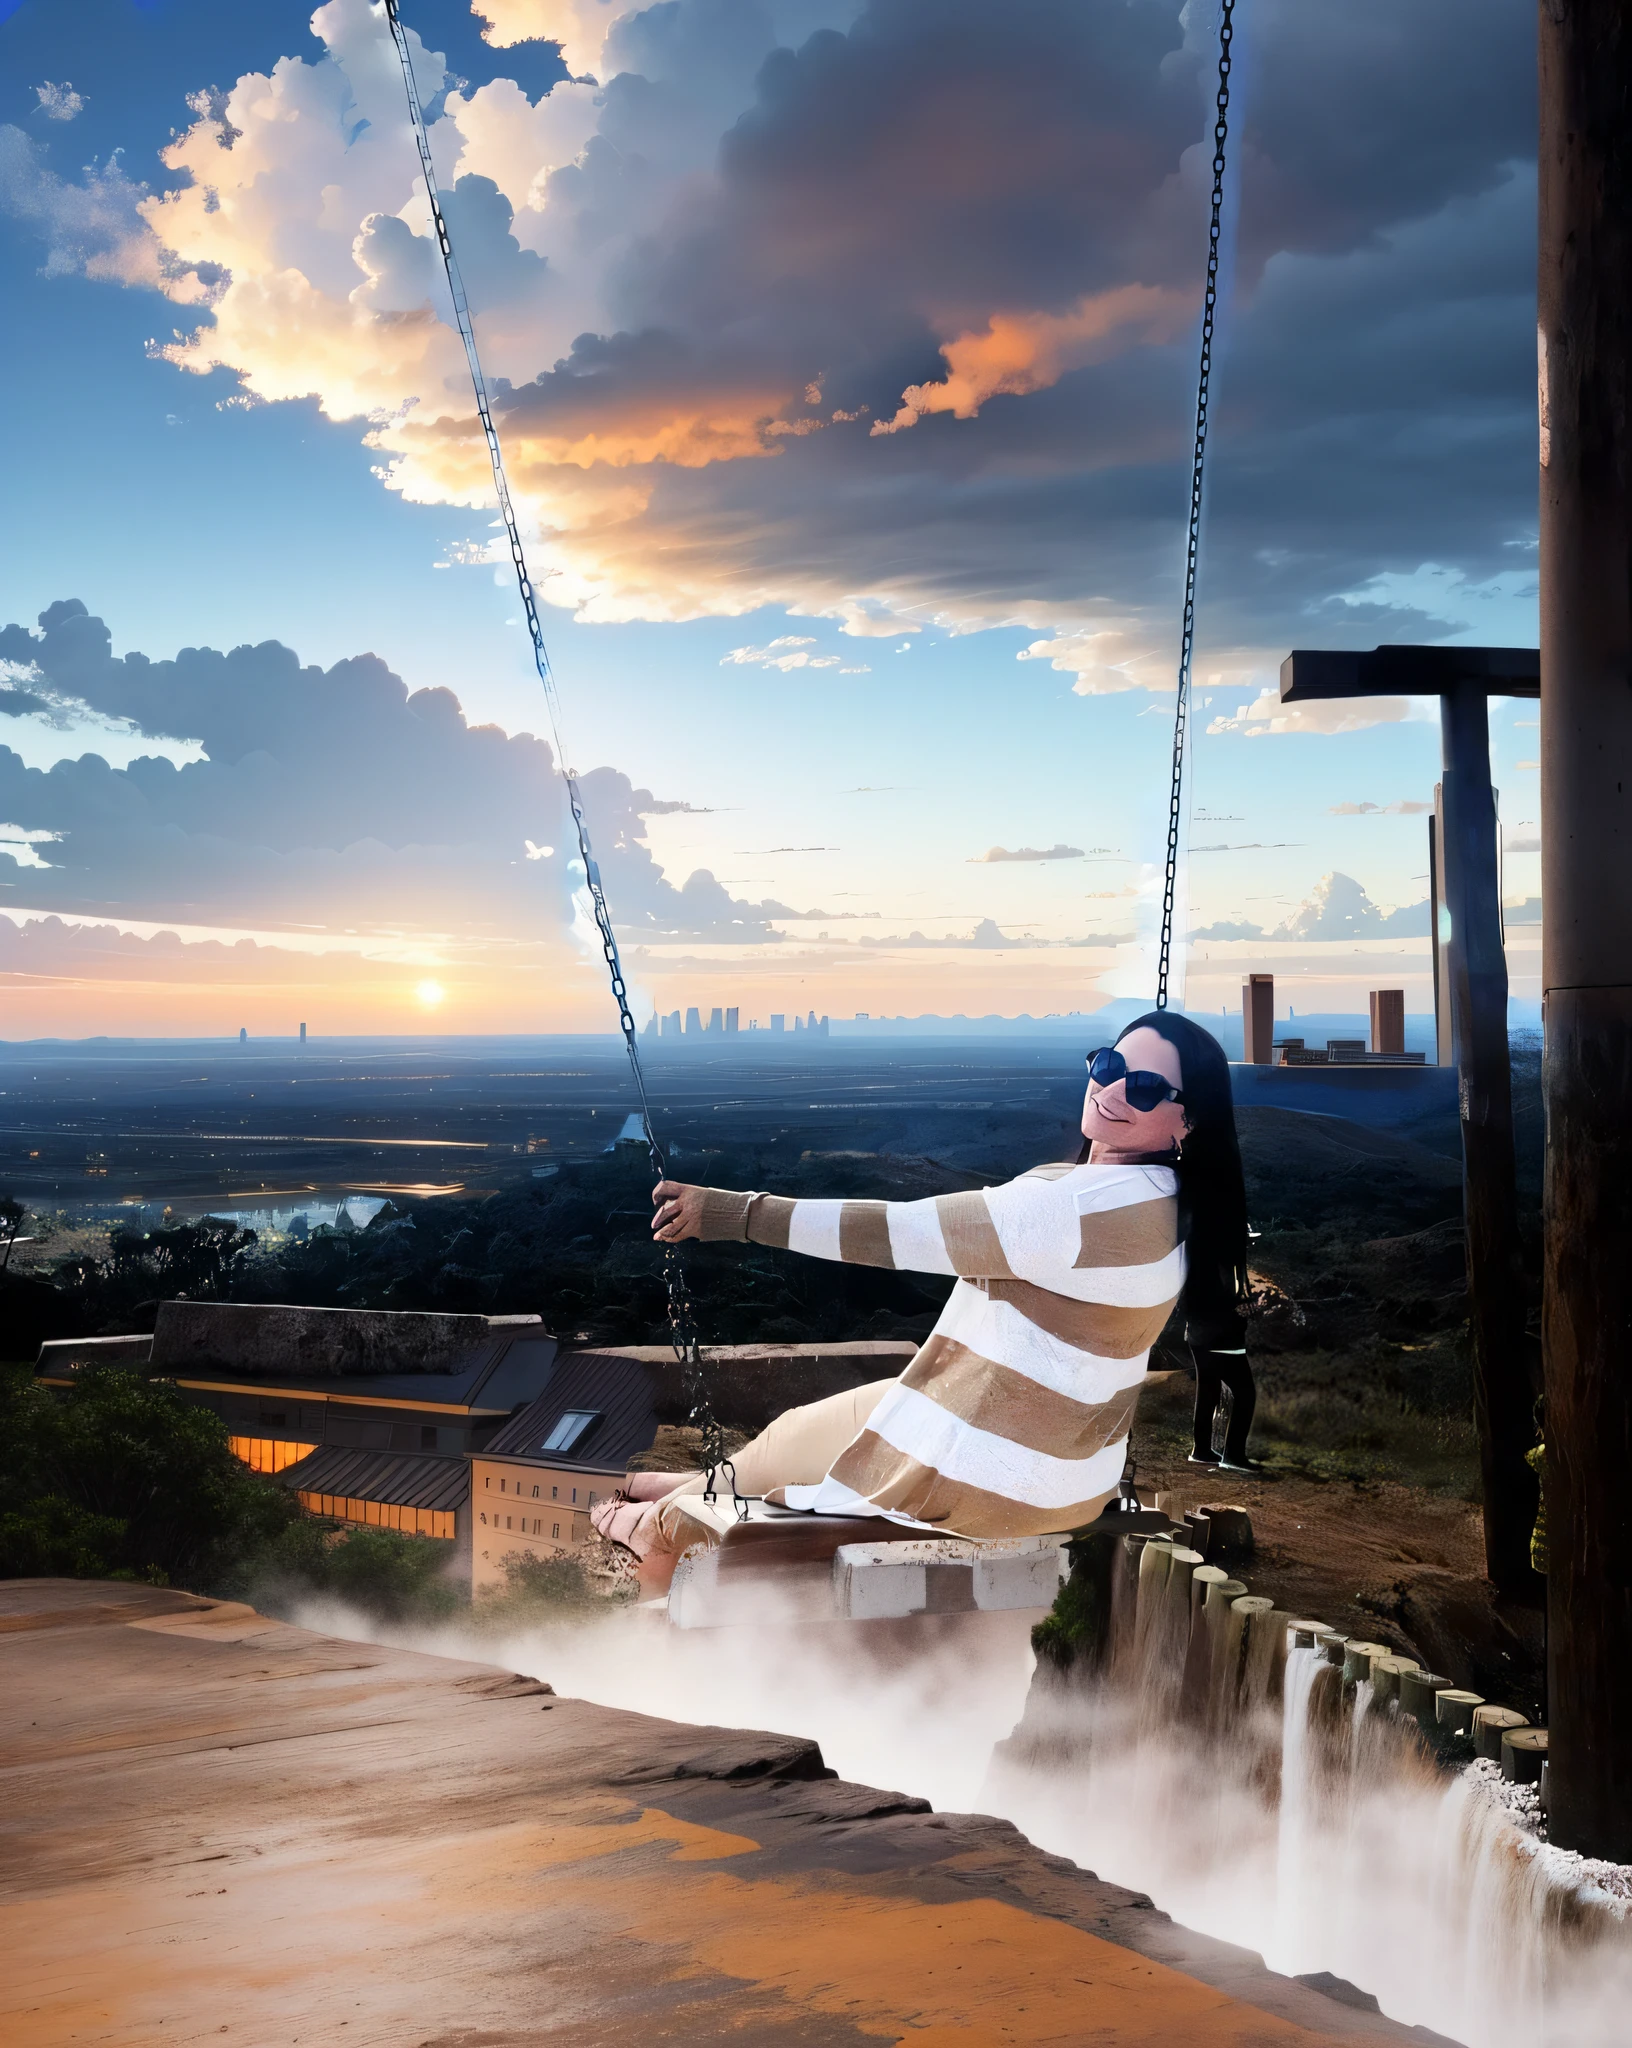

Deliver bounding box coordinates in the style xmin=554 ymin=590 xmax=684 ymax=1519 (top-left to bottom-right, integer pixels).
xmin=0 ymin=1362 xmax=294 ymax=1588
xmin=251 ymin=1519 xmax=464 ymax=1624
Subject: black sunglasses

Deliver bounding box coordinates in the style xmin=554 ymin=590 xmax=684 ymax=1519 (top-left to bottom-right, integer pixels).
xmin=1086 ymin=1046 xmax=1186 ymax=1112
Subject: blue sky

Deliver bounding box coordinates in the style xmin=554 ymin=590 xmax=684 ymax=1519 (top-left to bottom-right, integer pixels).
xmin=0 ymin=0 xmax=1542 ymax=1035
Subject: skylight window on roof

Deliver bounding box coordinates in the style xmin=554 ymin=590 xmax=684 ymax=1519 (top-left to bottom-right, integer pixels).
xmin=541 ymin=1409 xmax=601 ymax=1455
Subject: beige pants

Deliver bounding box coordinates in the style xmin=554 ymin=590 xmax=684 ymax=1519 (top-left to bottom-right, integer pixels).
xmin=652 ymin=1377 xmax=895 ymax=1552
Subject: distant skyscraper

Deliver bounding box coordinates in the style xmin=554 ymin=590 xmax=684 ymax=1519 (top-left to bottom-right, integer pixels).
xmin=665 ymin=1010 xmax=682 ymax=1038
xmin=1243 ymin=974 xmax=1274 ymax=1064
xmin=770 ymin=1014 xmax=785 ymax=1034
xmin=707 ymin=1007 xmax=723 ymax=1036
xmin=1370 ymin=988 xmax=1405 ymax=1054
xmin=685 ymin=1006 xmax=702 ymax=1036
xmin=725 ymin=1007 xmax=739 ymax=1034
xmin=299 ymin=1021 xmax=307 ymax=1044
xmin=239 ymin=1026 xmax=247 ymax=1045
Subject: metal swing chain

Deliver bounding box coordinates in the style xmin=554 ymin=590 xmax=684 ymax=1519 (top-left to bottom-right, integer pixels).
xmin=381 ymin=0 xmax=743 ymax=1514
xmin=1155 ymin=0 xmax=1234 ymax=1012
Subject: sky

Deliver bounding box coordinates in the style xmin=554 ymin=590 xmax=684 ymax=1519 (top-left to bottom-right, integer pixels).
xmin=0 ymin=0 xmax=1543 ymax=1038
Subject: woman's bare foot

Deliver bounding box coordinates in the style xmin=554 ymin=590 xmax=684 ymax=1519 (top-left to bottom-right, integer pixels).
xmin=622 ymin=1470 xmax=699 ymax=1502
xmin=589 ymin=1495 xmax=659 ymax=1558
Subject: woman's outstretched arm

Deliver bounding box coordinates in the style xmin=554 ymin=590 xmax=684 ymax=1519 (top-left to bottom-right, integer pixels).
xmin=653 ymin=1175 xmax=1039 ymax=1279
xmin=652 ymin=1166 xmax=1182 ymax=1299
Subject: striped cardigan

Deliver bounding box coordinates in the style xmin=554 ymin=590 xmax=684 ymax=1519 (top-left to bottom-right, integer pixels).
xmin=697 ymin=1161 xmax=1182 ymax=1538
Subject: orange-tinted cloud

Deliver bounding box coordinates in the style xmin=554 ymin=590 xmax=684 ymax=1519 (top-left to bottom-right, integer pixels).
xmin=872 ymin=286 xmax=1190 ymax=434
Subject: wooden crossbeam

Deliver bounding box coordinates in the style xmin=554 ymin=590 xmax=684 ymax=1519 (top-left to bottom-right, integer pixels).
xmin=1280 ymin=645 xmax=1538 ymax=703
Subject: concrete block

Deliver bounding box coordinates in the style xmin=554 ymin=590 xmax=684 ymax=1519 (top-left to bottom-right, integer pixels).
xmin=667 ymin=1547 xmax=836 ymax=1630
xmin=971 ymin=1537 xmax=1067 ymax=1611
xmin=833 ymin=1539 xmax=981 ymax=1620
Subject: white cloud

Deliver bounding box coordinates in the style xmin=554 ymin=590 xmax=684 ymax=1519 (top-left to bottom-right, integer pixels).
xmin=720 ymin=637 xmax=840 ymax=672
xmin=1208 ymin=686 xmax=1413 ymax=737
xmin=1274 ymin=871 xmax=1427 ymax=940
xmin=0 ymin=823 xmax=62 ymax=869
xmin=1329 ymin=798 xmax=1433 ymax=814
xmin=33 ymin=82 xmax=86 ymax=122
xmin=968 ymin=844 xmax=1084 ymax=864
xmin=0 ymin=125 xmax=216 ymax=297
xmin=1017 ymin=627 xmax=1182 ymax=697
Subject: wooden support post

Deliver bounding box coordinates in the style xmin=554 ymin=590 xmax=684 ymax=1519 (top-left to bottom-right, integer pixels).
xmin=1428 ymin=811 xmax=1453 ymax=1066
xmin=1440 ymin=682 xmax=1538 ymax=1593
xmin=1539 ymin=0 xmax=1632 ymax=1862
xmin=1281 ymin=645 xmax=1540 ymax=1592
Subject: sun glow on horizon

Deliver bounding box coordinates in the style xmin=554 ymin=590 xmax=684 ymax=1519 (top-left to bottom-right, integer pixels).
xmin=415 ymin=979 xmax=446 ymax=1009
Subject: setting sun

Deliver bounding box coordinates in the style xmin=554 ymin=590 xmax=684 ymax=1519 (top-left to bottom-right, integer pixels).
xmin=415 ymin=979 xmax=445 ymax=1009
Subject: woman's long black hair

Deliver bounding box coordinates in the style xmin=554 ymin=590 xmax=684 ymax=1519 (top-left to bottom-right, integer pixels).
xmin=1079 ymin=1010 xmax=1250 ymax=1339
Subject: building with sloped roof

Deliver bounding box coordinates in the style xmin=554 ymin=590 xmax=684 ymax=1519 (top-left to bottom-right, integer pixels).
xmin=471 ymin=1349 xmax=662 ymax=1592
xmin=37 ymin=1300 xmax=558 ymax=1570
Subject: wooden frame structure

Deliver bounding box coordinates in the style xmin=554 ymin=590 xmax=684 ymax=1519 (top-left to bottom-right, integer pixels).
xmin=1279 ymin=646 xmax=1538 ymax=1594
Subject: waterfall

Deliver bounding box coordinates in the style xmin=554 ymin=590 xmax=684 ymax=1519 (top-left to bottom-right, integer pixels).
xmin=987 ymin=1533 xmax=1632 ymax=2047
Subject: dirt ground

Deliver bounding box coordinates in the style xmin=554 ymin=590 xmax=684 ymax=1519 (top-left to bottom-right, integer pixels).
xmin=1130 ymin=1370 xmax=1544 ymax=1720
xmin=2 ymin=1578 xmax=1446 ymax=2048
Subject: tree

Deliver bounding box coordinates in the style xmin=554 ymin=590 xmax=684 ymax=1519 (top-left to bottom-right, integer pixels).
xmin=0 ymin=1363 xmax=295 ymax=1587
xmin=0 ymin=1195 xmax=25 ymax=1271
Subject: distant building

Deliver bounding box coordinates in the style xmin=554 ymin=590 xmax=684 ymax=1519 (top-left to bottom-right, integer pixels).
xmin=1243 ymin=974 xmax=1274 ymax=1064
xmin=239 ymin=1026 xmax=248 ymax=1045
xmin=725 ymin=1007 xmax=739 ymax=1034
xmin=299 ymin=1021 xmax=307 ymax=1045
xmin=37 ymin=1303 xmax=556 ymax=1568
xmin=685 ymin=1006 xmax=702 ymax=1036
xmin=664 ymin=1009 xmax=681 ymax=1037
xmin=707 ymin=1006 xmax=723 ymax=1036
xmin=1370 ymin=988 xmax=1405 ymax=1055
xmin=771 ymin=1013 xmax=785 ymax=1034
xmin=1274 ymin=1035 xmax=1424 ymax=1068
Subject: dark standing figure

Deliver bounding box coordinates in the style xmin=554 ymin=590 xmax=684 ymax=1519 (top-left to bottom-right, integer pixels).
xmin=1189 ymin=1324 xmax=1258 ymax=1472
xmin=1160 ymin=1027 xmax=1258 ymax=1474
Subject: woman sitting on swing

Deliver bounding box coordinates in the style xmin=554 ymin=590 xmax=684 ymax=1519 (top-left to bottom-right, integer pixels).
xmin=590 ymin=1012 xmax=1251 ymax=1561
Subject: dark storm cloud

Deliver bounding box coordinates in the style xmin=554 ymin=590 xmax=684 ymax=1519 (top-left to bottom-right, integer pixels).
xmin=3 ymin=0 xmax=1543 ymax=657
xmin=472 ymin=0 xmax=1539 ymax=651
xmin=0 ymin=602 xmax=791 ymax=939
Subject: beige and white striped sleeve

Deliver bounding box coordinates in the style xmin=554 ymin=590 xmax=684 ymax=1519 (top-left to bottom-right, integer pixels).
xmin=691 ymin=1181 xmax=1051 ymax=1278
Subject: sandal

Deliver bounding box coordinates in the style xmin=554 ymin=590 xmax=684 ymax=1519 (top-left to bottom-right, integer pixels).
xmin=589 ymin=1494 xmax=659 ymax=1559
xmin=622 ymin=1470 xmax=699 ymax=1503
